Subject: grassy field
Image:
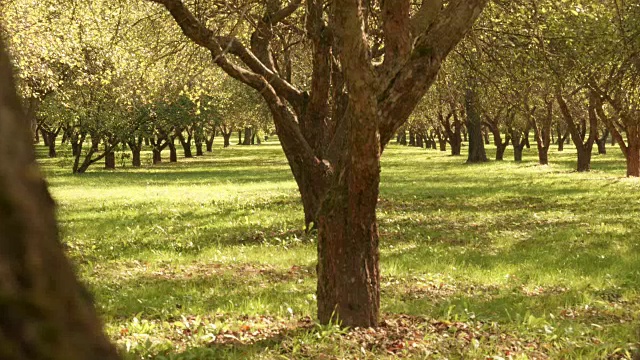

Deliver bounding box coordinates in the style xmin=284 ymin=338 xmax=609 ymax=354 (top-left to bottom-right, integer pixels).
xmin=37 ymin=139 xmax=640 ymax=359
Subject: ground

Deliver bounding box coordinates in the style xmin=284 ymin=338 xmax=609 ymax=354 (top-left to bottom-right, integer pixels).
xmin=37 ymin=140 xmax=640 ymax=359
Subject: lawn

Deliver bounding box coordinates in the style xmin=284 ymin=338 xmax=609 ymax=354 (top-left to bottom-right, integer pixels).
xmin=37 ymin=139 xmax=640 ymax=359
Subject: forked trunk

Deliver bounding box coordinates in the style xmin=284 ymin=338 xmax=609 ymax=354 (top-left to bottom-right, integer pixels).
xmin=178 ymin=133 xmax=193 ymax=158
xmin=496 ymin=142 xmax=508 ymax=161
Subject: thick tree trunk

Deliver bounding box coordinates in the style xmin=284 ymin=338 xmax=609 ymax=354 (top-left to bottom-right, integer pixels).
xmin=152 ymin=149 xmax=162 ymax=164
xmin=438 ymin=139 xmax=446 ymax=151
xmin=496 ymin=143 xmax=507 ymax=161
xmin=206 ymin=138 xmax=214 ymax=152
xmin=242 ymin=127 xmax=252 ymax=145
xmin=576 ymin=147 xmax=592 ymax=172
xmin=0 ymin=39 xmax=121 ymax=360
xmin=465 ymin=85 xmax=487 ymax=163
xmin=558 ymin=139 xmax=565 ymax=152
xmin=177 ymin=133 xmax=193 ymax=158
xmin=514 ymin=144 xmax=524 ymax=162
xmin=104 ymin=150 xmax=115 ymax=169
xmin=537 ymin=145 xmax=549 ymax=165
xmin=132 ymin=149 xmax=141 ymax=167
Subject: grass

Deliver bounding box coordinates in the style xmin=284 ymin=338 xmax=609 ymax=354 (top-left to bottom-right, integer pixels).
xmin=37 ymin=139 xmax=640 ymax=359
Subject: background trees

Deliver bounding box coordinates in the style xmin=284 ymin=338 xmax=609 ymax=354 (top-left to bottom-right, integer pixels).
xmin=0 ymin=34 xmax=121 ymax=360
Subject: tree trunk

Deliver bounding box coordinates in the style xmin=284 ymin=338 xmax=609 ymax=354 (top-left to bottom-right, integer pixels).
xmin=496 ymin=142 xmax=508 ymax=161
xmin=576 ymin=147 xmax=592 ymax=172
xmin=243 ymin=127 xmax=253 ymax=145
xmin=465 ymin=85 xmax=487 ymax=163
xmin=596 ymin=129 xmax=608 ymax=155
xmin=223 ymin=132 xmax=231 ymax=148
xmin=415 ymin=134 xmax=423 ymax=148
xmin=0 ymin=39 xmax=121 ymax=360
xmin=206 ymin=137 xmax=214 ymax=152
xmin=169 ymin=140 xmax=177 ymax=162
xmin=316 ymin=111 xmax=380 ymax=328
xmin=626 ymin=139 xmax=640 ymax=177
xmin=104 ymin=150 xmax=115 ymax=169
xmin=408 ymin=130 xmax=416 ymax=146
xmin=513 ymin=144 xmax=524 ymax=162
xmin=132 ymin=149 xmax=141 ymax=167
xmin=152 ymin=149 xmax=162 ymax=164
xmin=483 ymin=128 xmax=490 ymax=145
xmin=145 ymin=137 xmax=150 ymax=146
xmin=177 ymin=132 xmax=193 ymax=158
xmin=399 ymin=131 xmax=407 ymax=145
xmin=47 ymin=135 xmax=57 ymax=158
xmin=41 ymin=128 xmax=50 ymax=146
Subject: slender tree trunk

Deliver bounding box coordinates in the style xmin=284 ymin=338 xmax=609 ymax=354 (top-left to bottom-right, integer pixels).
xmin=47 ymin=133 xmax=57 ymax=158
xmin=0 ymin=39 xmax=121 ymax=360
xmin=169 ymin=139 xmax=177 ymax=162
xmin=596 ymin=130 xmax=608 ymax=155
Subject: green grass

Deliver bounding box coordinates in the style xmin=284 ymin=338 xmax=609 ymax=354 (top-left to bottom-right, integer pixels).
xmin=38 ymin=139 xmax=640 ymax=359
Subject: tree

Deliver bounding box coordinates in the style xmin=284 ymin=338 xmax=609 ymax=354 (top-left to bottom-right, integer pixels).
xmin=147 ymin=0 xmax=488 ymax=327
xmin=0 ymin=35 xmax=120 ymax=360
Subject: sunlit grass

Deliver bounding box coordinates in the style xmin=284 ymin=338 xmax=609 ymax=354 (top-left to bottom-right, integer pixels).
xmin=38 ymin=139 xmax=640 ymax=359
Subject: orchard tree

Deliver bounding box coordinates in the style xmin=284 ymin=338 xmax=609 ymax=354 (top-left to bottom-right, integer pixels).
xmin=146 ymin=0 xmax=488 ymax=327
